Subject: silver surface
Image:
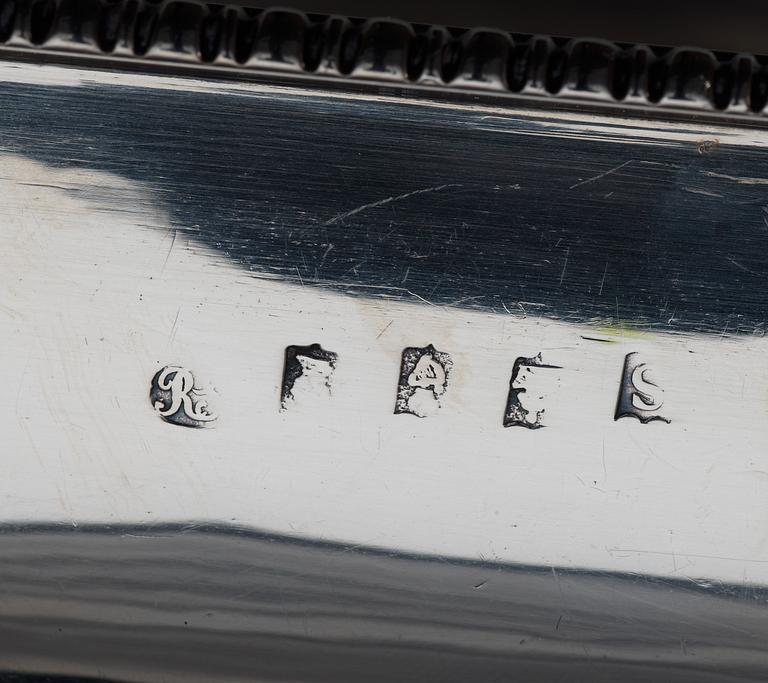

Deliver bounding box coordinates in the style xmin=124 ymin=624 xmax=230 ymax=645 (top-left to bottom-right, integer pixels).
xmin=1 ymin=60 xmax=767 ymax=681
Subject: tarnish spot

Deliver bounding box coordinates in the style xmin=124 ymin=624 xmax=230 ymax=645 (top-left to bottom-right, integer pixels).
xmin=281 ymin=344 xmax=338 ymax=411
xmin=503 ymin=353 xmax=562 ymax=429
xmin=150 ymin=365 xmax=217 ymax=428
xmin=615 ymin=352 xmax=670 ymax=424
xmin=394 ymin=344 xmax=452 ymax=418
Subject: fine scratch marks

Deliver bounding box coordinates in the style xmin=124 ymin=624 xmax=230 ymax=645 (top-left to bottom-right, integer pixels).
xmin=376 ymin=320 xmax=393 ymax=339
xmin=502 ymin=301 xmax=527 ymax=318
xmin=608 ymin=547 xmax=768 ymax=564
xmin=682 ymin=186 xmax=723 ymax=198
xmin=324 ymin=184 xmax=462 ymax=225
xmin=18 ymin=181 xmax=77 ymax=192
xmin=551 ymin=567 xmax=566 ymax=604
xmin=727 ymin=257 xmax=762 ymax=276
xmin=569 ymin=160 xmax=633 ymax=190
xmin=701 ymin=170 xmax=768 ymax=185
xmin=168 ymin=307 xmax=181 ymax=346
xmin=598 ymin=261 xmax=608 ymax=295
xmin=318 ymin=243 xmax=334 ymax=270
xmin=559 ymin=247 xmax=570 ymax=285
xmin=161 ymin=228 xmax=177 ymax=275
xmin=406 ymin=290 xmax=436 ymax=306
xmin=448 ymin=295 xmax=484 ymax=306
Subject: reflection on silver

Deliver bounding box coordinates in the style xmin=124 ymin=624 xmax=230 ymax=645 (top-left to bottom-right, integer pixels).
xmin=0 ymin=58 xmax=767 ymax=682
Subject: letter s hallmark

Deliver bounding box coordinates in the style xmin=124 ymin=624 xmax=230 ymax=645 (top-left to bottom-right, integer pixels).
xmin=615 ymin=352 xmax=670 ymax=424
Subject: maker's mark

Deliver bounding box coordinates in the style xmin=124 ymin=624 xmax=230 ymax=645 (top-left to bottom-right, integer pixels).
xmin=150 ymin=365 xmax=217 ymax=428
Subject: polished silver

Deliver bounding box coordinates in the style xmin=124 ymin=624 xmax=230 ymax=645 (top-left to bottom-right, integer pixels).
xmin=1 ymin=36 xmax=768 ymax=683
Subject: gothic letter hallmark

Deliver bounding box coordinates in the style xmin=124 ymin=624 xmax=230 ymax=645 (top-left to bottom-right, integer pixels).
xmin=150 ymin=366 xmax=217 ymax=427
xmin=281 ymin=344 xmax=338 ymax=411
xmin=394 ymin=344 xmax=452 ymax=418
xmin=614 ymin=352 xmax=670 ymax=424
xmin=503 ymin=353 xmax=562 ymax=428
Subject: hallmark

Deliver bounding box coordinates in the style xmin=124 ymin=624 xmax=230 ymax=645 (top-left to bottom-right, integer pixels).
xmin=394 ymin=344 xmax=452 ymax=418
xmin=147 ymin=347 xmax=672 ymax=427
xmin=504 ymin=353 xmax=562 ymax=428
xmin=614 ymin=352 xmax=670 ymax=424
xmin=281 ymin=343 xmax=338 ymax=411
xmin=150 ymin=365 xmax=217 ymax=428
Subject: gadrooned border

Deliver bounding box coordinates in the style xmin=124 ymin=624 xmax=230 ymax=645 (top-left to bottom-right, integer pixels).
xmin=2 ymin=0 xmax=768 ymax=115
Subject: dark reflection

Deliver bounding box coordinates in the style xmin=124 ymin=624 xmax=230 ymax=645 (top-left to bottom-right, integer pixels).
xmin=272 ymin=0 xmax=768 ymax=56
xmin=3 ymin=80 xmax=768 ymax=335
xmin=0 ymin=676 xmax=124 ymax=682
xmin=0 ymin=524 xmax=765 ymax=682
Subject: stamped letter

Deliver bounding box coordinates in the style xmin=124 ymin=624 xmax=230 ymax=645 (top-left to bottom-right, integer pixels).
xmin=614 ymin=352 xmax=670 ymax=423
xmin=150 ymin=365 xmax=217 ymax=427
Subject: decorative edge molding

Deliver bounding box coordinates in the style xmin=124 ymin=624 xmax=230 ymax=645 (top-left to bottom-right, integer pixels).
xmin=2 ymin=0 xmax=768 ymax=116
